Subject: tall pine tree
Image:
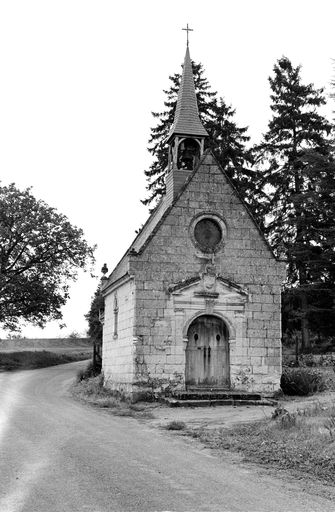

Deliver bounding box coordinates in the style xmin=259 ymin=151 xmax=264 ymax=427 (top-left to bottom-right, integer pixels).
xmin=142 ymin=61 xmax=255 ymax=210
xmin=206 ymin=99 xmax=256 ymax=209
xmin=255 ymin=56 xmax=334 ymax=351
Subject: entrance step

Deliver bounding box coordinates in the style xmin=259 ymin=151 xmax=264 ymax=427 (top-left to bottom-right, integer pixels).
xmin=163 ymin=390 xmax=276 ymax=408
xmin=171 ymin=391 xmax=262 ymax=400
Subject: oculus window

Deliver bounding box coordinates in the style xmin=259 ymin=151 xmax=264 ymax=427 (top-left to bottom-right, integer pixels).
xmin=190 ymin=213 xmax=226 ymax=254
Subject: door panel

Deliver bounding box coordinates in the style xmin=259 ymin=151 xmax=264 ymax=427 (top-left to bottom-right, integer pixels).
xmin=185 ymin=315 xmax=229 ymax=387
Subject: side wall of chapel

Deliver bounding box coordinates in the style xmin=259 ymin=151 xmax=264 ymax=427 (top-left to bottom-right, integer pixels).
xmin=102 ymin=279 xmax=136 ymax=394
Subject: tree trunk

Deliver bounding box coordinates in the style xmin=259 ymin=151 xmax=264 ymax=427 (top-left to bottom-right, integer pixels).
xmin=295 ymin=334 xmax=299 ymax=365
xmin=301 ymin=292 xmax=310 ymax=353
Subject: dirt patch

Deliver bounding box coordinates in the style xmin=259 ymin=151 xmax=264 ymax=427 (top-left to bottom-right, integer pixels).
xmin=156 ymin=392 xmax=335 ymax=486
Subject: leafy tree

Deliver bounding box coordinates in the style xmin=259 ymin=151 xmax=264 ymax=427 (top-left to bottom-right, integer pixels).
xmin=255 ymin=57 xmax=334 ymax=351
xmin=67 ymin=331 xmax=81 ymax=339
xmin=85 ymin=285 xmax=104 ymax=343
xmin=0 ymin=183 xmax=95 ymax=331
xmin=142 ymin=61 xmax=255 ymax=209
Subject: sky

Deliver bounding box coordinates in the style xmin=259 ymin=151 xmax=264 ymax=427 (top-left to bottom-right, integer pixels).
xmin=0 ymin=0 xmax=334 ymax=338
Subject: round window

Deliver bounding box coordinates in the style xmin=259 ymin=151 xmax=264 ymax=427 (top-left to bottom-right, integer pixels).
xmin=194 ymin=218 xmax=222 ymax=253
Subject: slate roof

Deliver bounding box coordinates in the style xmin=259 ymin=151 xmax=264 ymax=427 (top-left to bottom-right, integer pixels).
xmin=167 ymin=46 xmax=208 ymax=141
xmin=103 ymin=196 xmax=170 ymax=290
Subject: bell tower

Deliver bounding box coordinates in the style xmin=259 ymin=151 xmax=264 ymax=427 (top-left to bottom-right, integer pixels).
xmin=165 ymin=28 xmax=208 ymax=201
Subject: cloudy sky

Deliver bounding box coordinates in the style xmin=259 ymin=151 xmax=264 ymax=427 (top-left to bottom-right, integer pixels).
xmin=0 ymin=0 xmax=334 ymax=338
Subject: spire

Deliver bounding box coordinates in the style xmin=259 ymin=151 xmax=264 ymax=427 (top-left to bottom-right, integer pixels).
xmin=167 ymin=46 xmax=208 ymax=142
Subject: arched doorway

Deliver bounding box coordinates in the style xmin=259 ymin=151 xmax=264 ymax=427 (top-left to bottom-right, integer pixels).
xmin=185 ymin=315 xmax=229 ymax=388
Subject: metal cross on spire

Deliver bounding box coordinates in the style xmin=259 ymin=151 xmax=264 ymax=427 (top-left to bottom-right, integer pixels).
xmin=182 ymin=24 xmax=193 ymax=47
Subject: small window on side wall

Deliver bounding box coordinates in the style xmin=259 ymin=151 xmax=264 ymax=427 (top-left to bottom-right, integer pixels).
xmin=113 ymin=294 xmax=119 ymax=338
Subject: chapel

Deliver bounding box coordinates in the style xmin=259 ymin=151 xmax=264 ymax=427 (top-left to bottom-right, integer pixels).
xmin=101 ymin=41 xmax=286 ymax=400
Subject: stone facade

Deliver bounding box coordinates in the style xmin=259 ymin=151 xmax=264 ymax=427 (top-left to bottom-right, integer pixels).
xmin=102 ymin=152 xmax=286 ymax=399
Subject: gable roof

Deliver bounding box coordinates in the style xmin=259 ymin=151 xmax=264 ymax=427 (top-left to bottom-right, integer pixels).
xmin=167 ymin=46 xmax=208 ymax=141
xmin=103 ymin=150 xmax=281 ymax=290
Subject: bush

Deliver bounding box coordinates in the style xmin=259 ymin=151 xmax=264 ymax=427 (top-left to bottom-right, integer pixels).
xmin=165 ymin=421 xmax=186 ymax=431
xmin=281 ymin=367 xmax=327 ymax=396
xmin=77 ymin=360 xmax=101 ymax=382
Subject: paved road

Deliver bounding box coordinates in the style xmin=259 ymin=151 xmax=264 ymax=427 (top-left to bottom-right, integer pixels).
xmin=0 ymin=362 xmax=334 ymax=512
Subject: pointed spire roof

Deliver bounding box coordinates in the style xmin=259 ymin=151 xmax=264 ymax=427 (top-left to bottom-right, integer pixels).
xmin=167 ymin=46 xmax=208 ymax=141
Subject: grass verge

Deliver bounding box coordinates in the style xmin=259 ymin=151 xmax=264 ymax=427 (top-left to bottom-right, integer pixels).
xmin=71 ymin=374 xmax=156 ymax=419
xmin=184 ymin=402 xmax=335 ymax=484
xmin=0 ymin=350 xmax=90 ymax=371
xmin=164 ymin=420 xmax=186 ymax=431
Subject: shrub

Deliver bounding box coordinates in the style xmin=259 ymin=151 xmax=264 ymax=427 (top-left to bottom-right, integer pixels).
xmin=165 ymin=421 xmax=186 ymax=431
xmin=77 ymin=360 xmax=101 ymax=382
xmin=281 ymin=367 xmax=326 ymax=396
xmin=76 ymin=374 xmax=105 ymax=396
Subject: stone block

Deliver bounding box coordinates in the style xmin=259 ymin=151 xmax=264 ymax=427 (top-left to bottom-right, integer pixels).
xmin=253 ymin=365 xmax=269 ymax=375
xmin=247 ymin=319 xmax=265 ymax=330
xmin=253 ymin=312 xmax=273 ymax=321
xmin=266 ymin=329 xmax=281 ymax=337
xmin=267 ymin=365 xmax=281 ymax=374
xmin=249 ymin=338 xmax=266 ymax=348
xmin=253 ymin=294 xmax=273 ymax=304
xmin=250 ymin=356 xmax=262 ymax=366
xmin=267 ymin=347 xmax=281 ymax=357
xmin=264 ymin=356 xmax=280 ymax=366
xmin=248 ymin=329 xmax=267 ymax=338
xmin=247 ymin=303 xmax=262 ymax=312
xmin=166 ymin=355 xmax=180 ymax=365
xmin=248 ymin=348 xmax=266 ymax=357
xmin=262 ymin=303 xmax=278 ymax=313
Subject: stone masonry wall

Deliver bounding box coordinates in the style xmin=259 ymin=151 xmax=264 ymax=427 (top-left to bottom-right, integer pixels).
xmin=129 ymin=153 xmax=285 ymax=394
xmin=102 ymin=279 xmax=136 ymax=393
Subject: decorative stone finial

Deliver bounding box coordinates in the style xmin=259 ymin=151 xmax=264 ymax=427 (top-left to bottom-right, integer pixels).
xmin=101 ymin=263 xmax=108 ymax=281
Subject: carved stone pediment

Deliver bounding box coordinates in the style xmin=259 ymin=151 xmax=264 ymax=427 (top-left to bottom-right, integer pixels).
xmin=168 ymin=273 xmax=248 ymax=303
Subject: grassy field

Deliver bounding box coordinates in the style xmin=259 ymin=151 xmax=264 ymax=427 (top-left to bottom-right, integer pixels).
xmin=0 ymin=337 xmax=92 ymax=353
xmin=0 ymin=337 xmax=92 ymax=371
xmin=185 ymin=401 xmax=335 ymax=485
xmin=0 ymin=350 xmax=90 ymax=371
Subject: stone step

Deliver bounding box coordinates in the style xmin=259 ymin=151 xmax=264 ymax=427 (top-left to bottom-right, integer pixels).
xmin=163 ymin=397 xmax=276 ymax=408
xmin=169 ymin=391 xmax=263 ymax=401
xmin=187 ymin=387 xmax=230 ymax=391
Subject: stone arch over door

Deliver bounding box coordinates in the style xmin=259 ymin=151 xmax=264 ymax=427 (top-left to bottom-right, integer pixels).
xmin=185 ymin=315 xmax=230 ymax=388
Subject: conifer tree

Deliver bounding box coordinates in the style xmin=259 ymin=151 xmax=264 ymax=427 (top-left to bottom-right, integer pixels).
xmin=85 ymin=286 xmax=104 ymax=343
xmin=256 ymin=57 xmax=334 ymax=351
xmin=206 ymin=99 xmax=255 ymax=208
xmin=142 ymin=62 xmax=254 ymax=209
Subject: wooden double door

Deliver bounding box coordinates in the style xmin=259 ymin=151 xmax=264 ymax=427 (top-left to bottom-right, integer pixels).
xmin=185 ymin=315 xmax=229 ymax=388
